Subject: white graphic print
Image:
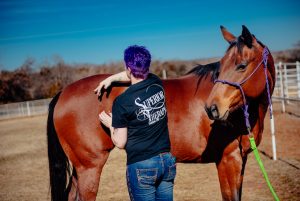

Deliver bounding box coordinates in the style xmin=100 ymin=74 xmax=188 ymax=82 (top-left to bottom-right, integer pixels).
xmin=135 ymin=84 xmax=166 ymax=125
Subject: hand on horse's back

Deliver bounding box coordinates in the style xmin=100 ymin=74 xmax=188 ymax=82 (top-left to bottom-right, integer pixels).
xmin=94 ymin=78 xmax=112 ymax=96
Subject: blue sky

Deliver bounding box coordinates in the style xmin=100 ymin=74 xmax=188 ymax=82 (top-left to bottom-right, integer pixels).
xmin=0 ymin=0 xmax=299 ymax=70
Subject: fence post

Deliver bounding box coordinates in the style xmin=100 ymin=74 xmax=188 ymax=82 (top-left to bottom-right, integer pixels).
xmin=26 ymin=101 xmax=31 ymax=116
xmin=283 ymin=63 xmax=289 ymax=104
xmin=6 ymin=104 xmax=10 ymax=118
xmin=297 ymin=61 xmax=300 ymax=98
xmin=268 ymin=62 xmax=277 ymax=159
xmin=278 ymin=62 xmax=285 ymax=113
xmin=270 ymin=112 xmax=277 ymax=160
xmin=162 ymin=69 xmax=167 ymax=79
xmin=20 ymin=103 xmax=25 ymax=116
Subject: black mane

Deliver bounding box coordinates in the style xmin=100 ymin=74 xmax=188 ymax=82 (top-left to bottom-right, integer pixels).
xmin=187 ymin=61 xmax=220 ymax=82
xmin=226 ymin=37 xmax=244 ymax=53
xmin=187 ymin=61 xmax=220 ymax=94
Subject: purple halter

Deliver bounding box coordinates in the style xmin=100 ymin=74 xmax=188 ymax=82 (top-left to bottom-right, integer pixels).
xmin=214 ymin=47 xmax=272 ymax=133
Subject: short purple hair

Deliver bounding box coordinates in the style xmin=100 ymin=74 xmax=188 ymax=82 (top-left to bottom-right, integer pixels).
xmin=124 ymin=45 xmax=151 ymax=79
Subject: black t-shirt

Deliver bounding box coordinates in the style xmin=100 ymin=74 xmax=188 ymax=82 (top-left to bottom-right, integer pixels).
xmin=112 ymin=73 xmax=170 ymax=165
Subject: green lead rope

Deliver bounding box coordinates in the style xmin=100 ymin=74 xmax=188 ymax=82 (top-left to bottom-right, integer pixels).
xmin=249 ymin=136 xmax=280 ymax=201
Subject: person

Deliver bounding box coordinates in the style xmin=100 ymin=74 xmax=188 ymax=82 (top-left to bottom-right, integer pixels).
xmin=94 ymin=45 xmax=176 ymax=201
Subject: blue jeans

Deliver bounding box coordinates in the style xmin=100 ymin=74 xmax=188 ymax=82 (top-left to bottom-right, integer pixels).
xmin=126 ymin=152 xmax=176 ymax=201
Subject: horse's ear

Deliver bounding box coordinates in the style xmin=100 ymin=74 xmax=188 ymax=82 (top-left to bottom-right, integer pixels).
xmin=241 ymin=25 xmax=253 ymax=48
xmin=220 ymin=25 xmax=236 ymax=44
xmin=252 ymin=34 xmax=258 ymax=45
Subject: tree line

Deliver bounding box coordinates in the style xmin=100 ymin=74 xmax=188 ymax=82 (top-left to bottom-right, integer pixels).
xmin=0 ymin=57 xmax=218 ymax=104
xmin=1 ymin=46 xmax=299 ymax=104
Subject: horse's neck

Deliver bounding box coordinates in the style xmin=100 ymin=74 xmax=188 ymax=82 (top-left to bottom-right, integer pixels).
xmin=182 ymin=73 xmax=215 ymax=99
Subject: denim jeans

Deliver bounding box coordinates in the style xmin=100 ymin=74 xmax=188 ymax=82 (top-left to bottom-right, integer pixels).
xmin=126 ymin=152 xmax=176 ymax=201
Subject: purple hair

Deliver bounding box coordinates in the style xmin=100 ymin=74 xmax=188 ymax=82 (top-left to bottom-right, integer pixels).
xmin=124 ymin=45 xmax=151 ymax=79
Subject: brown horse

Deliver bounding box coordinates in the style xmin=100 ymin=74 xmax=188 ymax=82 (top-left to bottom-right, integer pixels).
xmin=47 ymin=25 xmax=275 ymax=201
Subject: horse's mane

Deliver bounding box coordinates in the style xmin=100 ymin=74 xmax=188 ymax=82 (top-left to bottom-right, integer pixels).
xmin=187 ymin=61 xmax=220 ymax=94
xmin=187 ymin=61 xmax=220 ymax=82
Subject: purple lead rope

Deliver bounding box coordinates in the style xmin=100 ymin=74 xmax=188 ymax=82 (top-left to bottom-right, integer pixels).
xmin=214 ymin=47 xmax=273 ymax=133
xmin=262 ymin=48 xmax=273 ymax=119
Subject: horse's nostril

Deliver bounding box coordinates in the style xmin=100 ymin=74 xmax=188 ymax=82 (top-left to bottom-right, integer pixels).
xmin=205 ymin=104 xmax=219 ymax=120
xmin=210 ymin=104 xmax=219 ymax=119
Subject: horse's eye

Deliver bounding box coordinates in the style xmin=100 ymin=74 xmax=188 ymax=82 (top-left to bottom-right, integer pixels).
xmin=235 ymin=63 xmax=247 ymax=71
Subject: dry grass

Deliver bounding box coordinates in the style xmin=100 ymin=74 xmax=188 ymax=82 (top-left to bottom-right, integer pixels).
xmin=0 ymin=111 xmax=299 ymax=201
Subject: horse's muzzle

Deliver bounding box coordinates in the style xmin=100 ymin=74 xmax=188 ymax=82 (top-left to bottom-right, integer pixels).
xmin=205 ymin=104 xmax=220 ymax=120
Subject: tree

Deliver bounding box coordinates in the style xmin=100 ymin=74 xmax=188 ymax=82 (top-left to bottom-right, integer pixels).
xmin=291 ymin=41 xmax=300 ymax=61
xmin=0 ymin=67 xmax=32 ymax=103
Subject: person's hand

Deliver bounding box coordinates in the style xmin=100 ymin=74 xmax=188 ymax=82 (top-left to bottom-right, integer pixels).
xmin=99 ymin=111 xmax=112 ymax=128
xmin=94 ymin=78 xmax=112 ymax=96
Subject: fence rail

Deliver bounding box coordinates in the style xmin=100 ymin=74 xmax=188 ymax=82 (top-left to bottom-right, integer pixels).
xmin=273 ymin=61 xmax=300 ymax=115
xmin=274 ymin=61 xmax=300 ymax=99
xmin=0 ymin=98 xmax=51 ymax=120
xmin=0 ymin=62 xmax=299 ymax=120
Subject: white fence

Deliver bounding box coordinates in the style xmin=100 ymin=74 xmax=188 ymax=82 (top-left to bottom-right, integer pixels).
xmin=273 ymin=61 xmax=300 ymax=114
xmin=0 ymin=98 xmax=51 ymax=120
xmin=0 ymin=62 xmax=299 ymax=120
xmin=274 ymin=61 xmax=300 ymax=98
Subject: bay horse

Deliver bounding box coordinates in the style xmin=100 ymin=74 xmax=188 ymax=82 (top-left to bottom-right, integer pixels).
xmin=47 ymin=25 xmax=275 ymax=201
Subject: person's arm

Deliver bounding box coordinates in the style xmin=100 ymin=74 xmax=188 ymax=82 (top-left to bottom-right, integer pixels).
xmin=99 ymin=111 xmax=127 ymax=149
xmin=110 ymin=127 xmax=128 ymax=149
xmin=94 ymin=71 xmax=130 ymax=96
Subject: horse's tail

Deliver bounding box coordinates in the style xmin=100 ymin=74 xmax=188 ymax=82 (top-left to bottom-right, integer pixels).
xmin=47 ymin=92 xmax=73 ymax=201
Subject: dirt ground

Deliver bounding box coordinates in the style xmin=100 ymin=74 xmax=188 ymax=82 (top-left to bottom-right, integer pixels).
xmin=0 ymin=105 xmax=299 ymax=201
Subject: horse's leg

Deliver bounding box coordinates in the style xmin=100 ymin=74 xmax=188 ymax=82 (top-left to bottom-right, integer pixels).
xmin=216 ymin=146 xmax=247 ymax=201
xmin=73 ymin=151 xmax=110 ymax=201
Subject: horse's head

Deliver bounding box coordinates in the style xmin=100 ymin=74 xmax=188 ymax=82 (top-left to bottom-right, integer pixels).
xmin=205 ymin=25 xmax=275 ymax=121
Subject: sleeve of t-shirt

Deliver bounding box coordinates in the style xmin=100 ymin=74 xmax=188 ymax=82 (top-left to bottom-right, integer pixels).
xmin=112 ymin=97 xmax=128 ymax=128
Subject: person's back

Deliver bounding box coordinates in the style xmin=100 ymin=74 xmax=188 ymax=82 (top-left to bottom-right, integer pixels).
xmin=113 ymin=73 xmax=170 ymax=165
xmin=96 ymin=45 xmax=176 ymax=201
